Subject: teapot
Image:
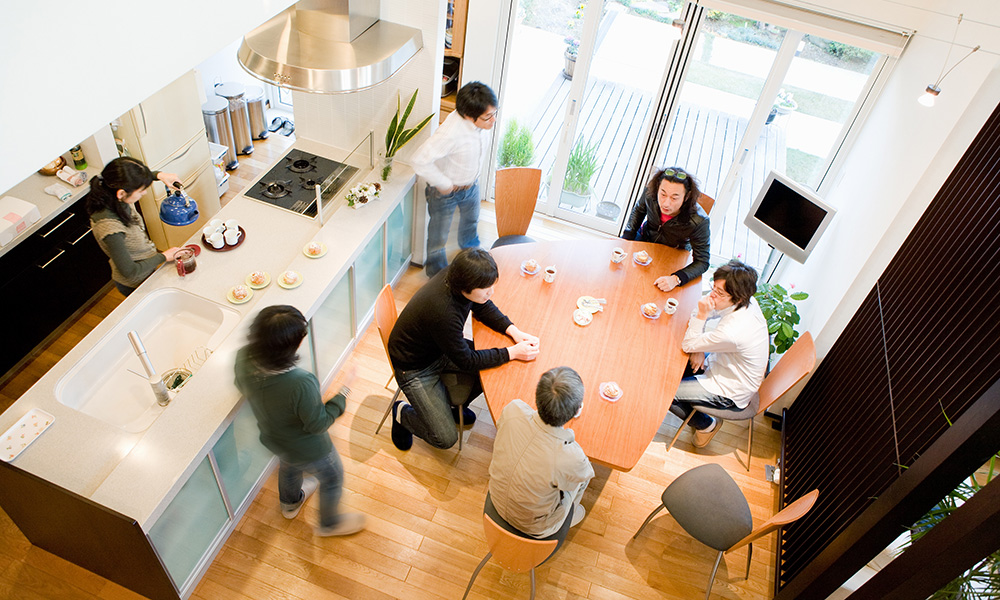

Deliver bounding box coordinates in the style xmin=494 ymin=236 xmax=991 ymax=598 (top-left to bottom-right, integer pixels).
xmin=174 ymin=244 xmax=201 ymax=277
xmin=159 ymin=189 xmax=199 ymax=226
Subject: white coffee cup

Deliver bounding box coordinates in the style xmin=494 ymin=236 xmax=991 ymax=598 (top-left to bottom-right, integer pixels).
xmin=543 ymin=266 xmax=557 ymax=283
xmin=209 ymin=218 xmax=224 ymax=232
xmin=202 ymin=226 xmax=216 ymax=239
xmin=224 ymin=218 xmax=239 ymax=230
xmin=664 ymin=297 xmax=679 ymax=315
xmin=611 ymin=247 xmax=627 ymax=264
xmin=224 ymin=228 xmax=242 ymax=245
xmin=208 ymin=232 xmax=225 ymax=249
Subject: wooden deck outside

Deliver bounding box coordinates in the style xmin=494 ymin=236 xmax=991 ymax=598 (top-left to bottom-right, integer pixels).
xmin=520 ymin=73 xmax=786 ymax=271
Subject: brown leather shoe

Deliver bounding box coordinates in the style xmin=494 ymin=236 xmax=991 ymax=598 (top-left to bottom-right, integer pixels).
xmin=692 ymin=419 xmax=723 ymax=448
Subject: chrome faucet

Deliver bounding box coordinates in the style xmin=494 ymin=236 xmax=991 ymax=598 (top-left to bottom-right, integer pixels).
xmin=127 ymin=330 xmax=171 ymax=406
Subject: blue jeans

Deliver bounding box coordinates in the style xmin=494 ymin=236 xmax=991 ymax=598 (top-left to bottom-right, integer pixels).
xmin=278 ymin=447 xmax=344 ymax=528
xmin=394 ymin=353 xmax=482 ymax=449
xmin=670 ymin=377 xmax=738 ymax=430
xmin=425 ymin=183 xmax=481 ymax=277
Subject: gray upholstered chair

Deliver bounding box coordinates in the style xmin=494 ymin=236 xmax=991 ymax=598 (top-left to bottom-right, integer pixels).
xmin=633 ymin=463 xmax=819 ymax=600
xmin=462 ymin=493 xmax=571 ymax=600
xmin=668 ymin=332 xmax=815 ymax=471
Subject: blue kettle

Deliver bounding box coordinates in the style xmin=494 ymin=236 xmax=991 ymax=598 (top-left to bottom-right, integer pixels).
xmin=159 ymin=189 xmax=199 ymax=227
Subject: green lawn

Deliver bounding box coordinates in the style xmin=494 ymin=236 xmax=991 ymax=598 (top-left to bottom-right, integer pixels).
xmin=685 ymin=62 xmax=854 ymax=122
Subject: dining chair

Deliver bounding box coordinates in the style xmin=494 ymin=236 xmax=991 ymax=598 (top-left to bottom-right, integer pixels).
xmin=462 ymin=493 xmax=568 ymax=600
xmin=632 ymin=463 xmax=819 ymax=600
xmin=373 ymin=284 xmax=467 ymax=451
xmin=668 ymin=331 xmax=815 ymax=471
xmin=374 ymin=285 xmax=402 ymax=436
xmin=491 ymin=167 xmax=541 ymax=249
xmin=698 ymin=193 xmax=715 ymax=215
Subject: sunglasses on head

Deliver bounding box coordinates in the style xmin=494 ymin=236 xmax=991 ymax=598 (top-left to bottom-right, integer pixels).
xmin=663 ymin=168 xmax=688 ymax=180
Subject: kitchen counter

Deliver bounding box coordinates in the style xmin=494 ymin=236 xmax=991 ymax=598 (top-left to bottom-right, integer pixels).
xmin=0 ymin=138 xmax=416 ymax=529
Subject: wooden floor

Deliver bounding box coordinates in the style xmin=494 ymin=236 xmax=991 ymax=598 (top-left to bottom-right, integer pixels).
xmin=0 ymin=134 xmax=783 ymax=600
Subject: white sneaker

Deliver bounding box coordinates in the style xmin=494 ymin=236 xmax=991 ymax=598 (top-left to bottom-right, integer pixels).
xmin=571 ymin=503 xmax=586 ymax=527
xmin=281 ymin=476 xmax=319 ymax=519
xmin=316 ymin=512 xmax=367 ymax=537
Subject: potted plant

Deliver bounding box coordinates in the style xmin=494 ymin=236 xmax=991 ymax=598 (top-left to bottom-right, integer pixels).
xmin=754 ymin=281 xmax=808 ymax=356
xmin=766 ymin=89 xmax=798 ymax=125
xmin=563 ymin=3 xmax=585 ymax=79
xmin=497 ymin=119 xmax=534 ymax=167
xmin=382 ymin=90 xmax=433 ymax=181
xmin=564 ymin=36 xmax=580 ymax=79
xmin=560 ymin=138 xmax=599 ymax=209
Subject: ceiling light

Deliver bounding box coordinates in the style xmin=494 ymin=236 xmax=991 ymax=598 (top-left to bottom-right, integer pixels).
xmin=918 ymin=13 xmax=980 ymax=108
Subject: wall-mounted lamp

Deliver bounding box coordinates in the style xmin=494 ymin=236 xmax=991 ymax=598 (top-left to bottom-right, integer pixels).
xmin=918 ymin=14 xmax=980 ymax=108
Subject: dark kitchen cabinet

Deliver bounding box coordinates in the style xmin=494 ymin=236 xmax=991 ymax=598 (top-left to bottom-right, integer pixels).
xmin=0 ymin=200 xmax=111 ymax=377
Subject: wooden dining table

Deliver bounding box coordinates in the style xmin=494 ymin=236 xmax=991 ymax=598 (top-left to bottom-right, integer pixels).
xmin=472 ymin=239 xmax=702 ymax=471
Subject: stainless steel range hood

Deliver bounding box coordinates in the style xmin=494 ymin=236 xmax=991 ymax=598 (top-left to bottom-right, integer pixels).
xmin=238 ymin=0 xmax=423 ymax=94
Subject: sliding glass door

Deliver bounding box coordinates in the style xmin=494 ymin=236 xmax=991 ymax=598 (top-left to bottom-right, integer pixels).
xmin=494 ymin=0 xmax=682 ymax=234
xmin=649 ymin=5 xmax=890 ymax=269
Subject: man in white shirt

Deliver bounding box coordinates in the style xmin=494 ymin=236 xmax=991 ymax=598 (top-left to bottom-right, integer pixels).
xmin=673 ymin=260 xmax=770 ymax=448
xmin=411 ymin=82 xmax=498 ymax=277
xmin=489 ymin=367 xmax=594 ymax=538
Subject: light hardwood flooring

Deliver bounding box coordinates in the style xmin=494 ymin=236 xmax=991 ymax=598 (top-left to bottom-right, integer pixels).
xmin=0 ymin=134 xmax=782 ymax=600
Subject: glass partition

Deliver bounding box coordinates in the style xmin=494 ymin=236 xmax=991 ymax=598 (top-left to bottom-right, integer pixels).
xmin=355 ymin=229 xmax=385 ymax=322
xmin=316 ymin=131 xmax=374 ymax=223
xmin=148 ymin=457 xmax=229 ymax=589
xmin=212 ymin=402 xmax=274 ymax=512
xmin=386 ymin=186 xmax=414 ymax=281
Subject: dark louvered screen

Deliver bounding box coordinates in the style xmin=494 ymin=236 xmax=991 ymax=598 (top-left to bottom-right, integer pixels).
xmin=778 ymin=100 xmax=1000 ymax=593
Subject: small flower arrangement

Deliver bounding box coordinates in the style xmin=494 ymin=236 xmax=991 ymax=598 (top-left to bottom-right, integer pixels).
xmin=346 ymin=182 xmax=381 ymax=208
xmin=774 ymin=89 xmax=797 ymax=111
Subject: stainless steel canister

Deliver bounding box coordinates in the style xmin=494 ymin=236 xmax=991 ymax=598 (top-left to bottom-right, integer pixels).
xmin=201 ymin=96 xmax=238 ymax=170
xmin=245 ymin=85 xmax=269 ymax=140
xmin=215 ymin=82 xmax=253 ymax=155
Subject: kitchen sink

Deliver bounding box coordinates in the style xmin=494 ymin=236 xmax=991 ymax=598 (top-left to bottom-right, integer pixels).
xmin=54 ymin=288 xmax=241 ymax=433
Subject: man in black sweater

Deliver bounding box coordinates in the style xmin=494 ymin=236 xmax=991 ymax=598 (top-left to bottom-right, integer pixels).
xmin=388 ymin=248 xmax=539 ymax=450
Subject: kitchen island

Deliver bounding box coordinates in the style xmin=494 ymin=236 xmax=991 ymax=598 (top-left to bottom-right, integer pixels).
xmin=0 ymin=138 xmax=416 ymax=600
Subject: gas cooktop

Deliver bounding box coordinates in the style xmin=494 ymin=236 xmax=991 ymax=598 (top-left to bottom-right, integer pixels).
xmin=244 ymin=149 xmax=359 ymax=218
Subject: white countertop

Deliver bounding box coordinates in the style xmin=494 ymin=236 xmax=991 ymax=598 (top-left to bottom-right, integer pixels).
xmin=0 ymin=138 xmax=415 ymax=528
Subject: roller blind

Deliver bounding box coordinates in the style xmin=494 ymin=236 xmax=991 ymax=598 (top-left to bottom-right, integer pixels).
xmin=695 ymin=0 xmax=912 ymax=57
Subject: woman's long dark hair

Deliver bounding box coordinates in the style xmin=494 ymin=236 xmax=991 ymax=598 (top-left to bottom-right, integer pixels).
xmin=645 ymin=166 xmax=701 ymax=222
xmin=247 ymin=305 xmax=309 ymax=372
xmin=85 ymin=157 xmax=155 ymax=225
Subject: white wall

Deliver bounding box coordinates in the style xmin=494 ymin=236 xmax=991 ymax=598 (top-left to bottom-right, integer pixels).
xmin=292 ymin=0 xmax=445 ymax=164
xmin=0 ymin=0 xmax=295 ymax=195
xmin=194 ymin=38 xmax=269 ymax=102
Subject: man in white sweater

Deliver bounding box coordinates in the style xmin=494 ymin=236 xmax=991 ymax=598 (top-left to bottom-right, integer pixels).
xmin=672 ymin=260 xmax=770 ymax=448
xmin=411 ymin=82 xmax=498 ymax=277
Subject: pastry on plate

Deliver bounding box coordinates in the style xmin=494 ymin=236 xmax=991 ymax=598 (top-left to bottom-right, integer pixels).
xmin=231 ymin=285 xmax=250 ymax=301
xmin=305 ymin=242 xmax=324 ymax=256
xmin=642 ymin=302 xmax=660 ymax=317
xmin=281 ymin=271 xmax=299 ymax=285
xmin=573 ymin=308 xmax=593 ymax=326
xmin=601 ymin=381 xmax=622 ymax=400
xmin=249 ymin=271 xmax=268 ymax=286
xmin=522 ymin=258 xmax=540 ymax=273
xmin=634 ymin=250 xmax=651 ymax=264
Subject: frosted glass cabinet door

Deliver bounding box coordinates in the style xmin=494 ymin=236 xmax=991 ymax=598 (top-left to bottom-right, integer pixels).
xmin=386 ymin=185 xmax=414 ymax=281
xmin=213 ymin=401 xmax=273 ymax=511
xmin=355 ymin=228 xmax=385 ymax=322
xmin=149 ymin=457 xmax=229 ymax=589
xmin=311 ymin=274 xmax=354 ymax=379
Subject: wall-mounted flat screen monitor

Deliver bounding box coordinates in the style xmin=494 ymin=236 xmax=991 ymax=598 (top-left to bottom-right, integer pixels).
xmin=743 ymin=171 xmax=836 ymax=264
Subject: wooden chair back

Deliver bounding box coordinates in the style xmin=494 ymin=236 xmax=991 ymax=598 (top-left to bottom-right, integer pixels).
xmin=728 ymin=489 xmax=819 ymax=553
xmin=482 ymin=512 xmax=558 ymax=573
xmin=495 ymin=167 xmax=542 ymax=238
xmin=757 ymin=331 xmax=815 ymax=416
xmin=375 ymin=284 xmax=398 ymax=360
xmin=697 ymin=193 xmax=715 ymax=215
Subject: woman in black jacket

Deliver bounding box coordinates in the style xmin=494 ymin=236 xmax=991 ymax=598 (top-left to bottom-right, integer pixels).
xmin=622 ymin=166 xmax=710 ymax=291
